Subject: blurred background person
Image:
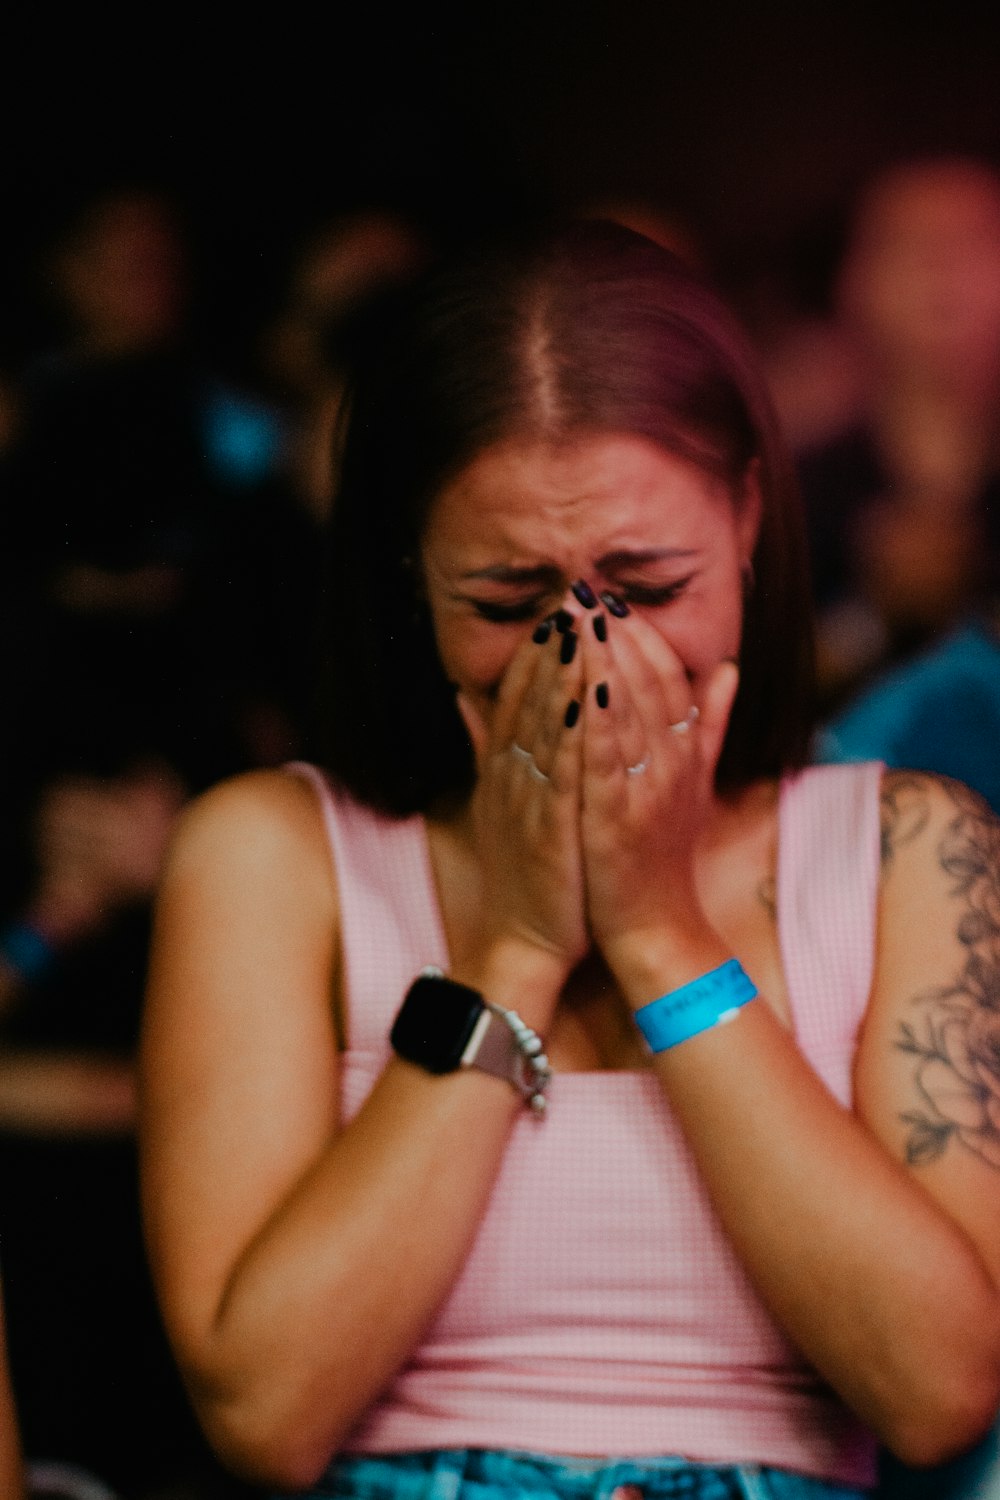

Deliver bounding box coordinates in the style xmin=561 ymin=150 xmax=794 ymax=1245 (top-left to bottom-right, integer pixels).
xmin=795 ymin=155 xmax=1000 ymax=714
xmin=0 ymin=182 xmax=287 ymax=1498
xmin=259 ymin=206 xmax=431 ymax=521
xmin=817 ymin=608 xmax=1000 ymax=819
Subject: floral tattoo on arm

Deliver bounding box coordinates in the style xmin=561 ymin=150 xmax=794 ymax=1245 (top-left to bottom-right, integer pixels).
xmin=883 ymin=774 xmax=1000 ymax=1170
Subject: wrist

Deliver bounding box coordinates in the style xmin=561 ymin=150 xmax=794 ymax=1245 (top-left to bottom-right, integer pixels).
xmin=451 ymin=935 xmax=570 ymax=1030
xmin=602 ymin=923 xmax=730 ymax=1011
xmin=634 ymin=959 xmax=758 ymax=1054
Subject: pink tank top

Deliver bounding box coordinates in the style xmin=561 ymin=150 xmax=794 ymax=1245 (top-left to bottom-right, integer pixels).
xmin=289 ymin=761 xmax=883 ymax=1487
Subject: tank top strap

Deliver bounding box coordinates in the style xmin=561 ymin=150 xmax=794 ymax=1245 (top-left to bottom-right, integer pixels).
xmin=284 ymin=763 xmax=450 ymax=1051
xmin=776 ymin=761 xmax=884 ymax=1088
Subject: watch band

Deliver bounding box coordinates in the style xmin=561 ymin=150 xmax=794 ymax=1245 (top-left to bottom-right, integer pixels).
xmin=460 ymin=996 xmax=552 ymax=1114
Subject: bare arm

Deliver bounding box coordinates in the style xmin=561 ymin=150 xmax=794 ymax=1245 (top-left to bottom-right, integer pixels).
xmin=140 ymin=632 xmax=585 ymax=1495
xmin=580 ymin=605 xmax=1000 ymax=1467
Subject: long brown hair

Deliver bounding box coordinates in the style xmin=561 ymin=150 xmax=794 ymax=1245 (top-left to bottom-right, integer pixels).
xmin=314 ymin=219 xmax=815 ymax=815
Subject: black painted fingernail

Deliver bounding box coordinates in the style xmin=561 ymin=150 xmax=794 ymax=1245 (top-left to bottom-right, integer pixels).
xmin=532 ymin=618 xmax=553 ymax=644
xmin=571 ymin=579 xmax=597 ymax=608
xmin=564 ymin=698 xmax=580 ymax=728
xmin=560 ymin=630 xmax=578 ymax=665
xmin=595 ymin=682 xmax=609 ymax=709
xmin=554 ymin=609 xmax=574 ymax=633
xmin=599 ymin=591 xmax=630 ymax=618
xmin=593 ymin=613 xmax=607 ymax=642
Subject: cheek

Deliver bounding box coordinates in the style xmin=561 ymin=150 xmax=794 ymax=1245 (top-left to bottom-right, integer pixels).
xmin=647 ymin=592 xmax=744 ymax=681
xmin=430 ymin=609 xmax=522 ymax=701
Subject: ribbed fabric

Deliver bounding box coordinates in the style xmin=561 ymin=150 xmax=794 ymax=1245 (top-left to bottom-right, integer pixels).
xmin=287 ymin=762 xmax=883 ymax=1488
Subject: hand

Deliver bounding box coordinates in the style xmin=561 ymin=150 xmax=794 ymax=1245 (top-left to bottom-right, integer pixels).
xmin=578 ymin=609 xmax=738 ymax=983
xmin=30 ymin=763 xmax=187 ymax=941
xmin=456 ymin=607 xmax=588 ymax=1005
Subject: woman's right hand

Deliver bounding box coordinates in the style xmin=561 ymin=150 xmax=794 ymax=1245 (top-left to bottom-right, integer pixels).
xmin=455 ymin=607 xmax=588 ymax=1003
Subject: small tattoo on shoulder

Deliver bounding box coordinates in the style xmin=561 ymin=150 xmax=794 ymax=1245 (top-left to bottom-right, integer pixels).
xmin=756 ymin=876 xmax=777 ymax=921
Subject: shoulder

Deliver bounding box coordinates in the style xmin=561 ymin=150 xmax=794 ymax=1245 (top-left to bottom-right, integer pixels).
xmin=168 ymin=767 xmax=329 ymax=866
xmin=160 ymin=768 xmax=338 ymax=934
xmin=878 ymin=768 xmax=999 ymax=886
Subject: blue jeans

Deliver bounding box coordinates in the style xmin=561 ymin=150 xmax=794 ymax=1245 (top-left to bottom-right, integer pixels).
xmin=284 ymin=1448 xmax=871 ymax=1500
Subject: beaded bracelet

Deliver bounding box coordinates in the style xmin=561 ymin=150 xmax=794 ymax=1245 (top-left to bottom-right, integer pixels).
xmin=634 ymin=958 xmax=757 ymax=1053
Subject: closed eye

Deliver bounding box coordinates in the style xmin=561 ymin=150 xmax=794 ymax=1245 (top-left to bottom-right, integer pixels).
xmin=467 ymin=595 xmax=548 ymax=623
xmin=618 ymin=576 xmax=693 ymax=607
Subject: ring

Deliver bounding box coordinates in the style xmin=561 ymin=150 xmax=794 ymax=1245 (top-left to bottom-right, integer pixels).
xmin=669 ymin=705 xmax=700 ymax=735
xmin=511 ymin=742 xmax=534 ymax=763
xmin=626 ymin=758 xmax=648 ymax=776
xmin=528 ymin=760 xmax=551 ymax=783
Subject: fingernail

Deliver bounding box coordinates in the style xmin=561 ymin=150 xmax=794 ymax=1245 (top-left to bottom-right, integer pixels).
xmin=554 ymin=609 xmax=574 ymax=633
xmin=595 ymin=682 xmax=610 ymax=709
xmin=564 ymin=698 xmax=580 ymax=728
xmin=593 ymin=613 xmax=607 ymax=642
xmin=599 ymin=591 xmax=630 ymax=618
xmin=560 ymin=630 xmax=578 ymax=665
xmin=532 ymin=618 xmax=553 ymax=644
xmin=570 ymin=579 xmax=597 ymax=608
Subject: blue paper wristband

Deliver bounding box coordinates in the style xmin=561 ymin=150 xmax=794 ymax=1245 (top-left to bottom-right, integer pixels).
xmin=634 ymin=958 xmax=757 ymax=1052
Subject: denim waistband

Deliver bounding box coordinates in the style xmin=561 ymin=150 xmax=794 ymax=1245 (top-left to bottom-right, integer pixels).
xmin=290 ymin=1448 xmax=870 ymax=1500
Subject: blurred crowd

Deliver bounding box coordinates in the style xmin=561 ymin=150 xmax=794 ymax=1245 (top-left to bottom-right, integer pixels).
xmin=2 ymin=152 xmax=1000 ymax=1497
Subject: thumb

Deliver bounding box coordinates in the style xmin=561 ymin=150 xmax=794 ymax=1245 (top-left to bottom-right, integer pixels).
xmin=455 ymin=691 xmax=489 ymax=773
xmin=699 ymin=660 xmax=740 ymax=782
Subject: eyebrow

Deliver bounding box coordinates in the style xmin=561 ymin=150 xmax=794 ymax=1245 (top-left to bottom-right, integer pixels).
xmin=596 ymin=547 xmax=701 ymax=569
xmin=458 ymin=563 xmax=562 ymax=585
xmin=458 ymin=548 xmax=701 ymax=583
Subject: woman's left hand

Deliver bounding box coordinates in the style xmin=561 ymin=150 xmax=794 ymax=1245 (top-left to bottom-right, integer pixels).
xmin=578 ymin=610 xmax=738 ymax=987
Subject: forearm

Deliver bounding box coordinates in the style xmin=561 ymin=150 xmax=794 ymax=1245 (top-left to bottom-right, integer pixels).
xmin=159 ymin=946 xmax=563 ymax=1491
xmin=184 ymin=1058 xmax=520 ymax=1487
xmin=624 ymin=943 xmax=1000 ymax=1464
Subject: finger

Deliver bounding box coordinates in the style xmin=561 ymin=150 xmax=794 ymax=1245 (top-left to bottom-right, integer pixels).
xmin=579 ymin=612 xmax=629 ymax=783
xmin=605 ymin=614 xmax=696 ymax=752
xmin=511 ymin=605 xmax=583 ymax=780
xmin=698 ymin=660 xmax=740 ymax=784
xmin=455 ymin=691 xmax=490 ymax=773
xmin=540 ymin=638 xmax=586 ymax=794
xmin=489 ymin=612 xmax=564 ymax=752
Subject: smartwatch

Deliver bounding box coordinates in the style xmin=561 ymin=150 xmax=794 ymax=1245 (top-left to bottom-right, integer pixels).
xmin=390 ymin=966 xmax=551 ymax=1113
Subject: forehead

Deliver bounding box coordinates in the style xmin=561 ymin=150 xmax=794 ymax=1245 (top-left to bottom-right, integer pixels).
xmin=424 ymin=433 xmax=734 ymax=560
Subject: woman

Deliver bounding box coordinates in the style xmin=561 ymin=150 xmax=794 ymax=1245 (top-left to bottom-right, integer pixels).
xmin=140 ymin=222 xmax=1000 ymax=1499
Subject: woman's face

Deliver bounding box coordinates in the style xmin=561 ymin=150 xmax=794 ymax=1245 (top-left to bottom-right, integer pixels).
xmin=420 ymin=431 xmax=760 ymax=732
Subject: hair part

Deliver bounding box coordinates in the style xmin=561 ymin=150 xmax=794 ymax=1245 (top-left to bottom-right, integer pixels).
xmin=310 ymin=219 xmax=815 ymax=815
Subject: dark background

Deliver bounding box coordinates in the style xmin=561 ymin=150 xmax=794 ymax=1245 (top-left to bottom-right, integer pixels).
xmin=2 ymin=4 xmax=999 ymax=369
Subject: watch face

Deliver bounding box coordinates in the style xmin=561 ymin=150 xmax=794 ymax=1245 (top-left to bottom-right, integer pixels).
xmin=390 ymin=974 xmax=484 ymax=1073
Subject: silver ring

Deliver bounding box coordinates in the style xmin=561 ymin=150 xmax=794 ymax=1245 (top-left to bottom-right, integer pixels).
xmin=626 ymin=758 xmax=648 ymax=776
xmin=528 ymin=760 xmax=550 ymax=783
xmin=511 ymin=742 xmax=534 ymax=763
xmin=669 ymin=705 xmax=700 ymax=735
